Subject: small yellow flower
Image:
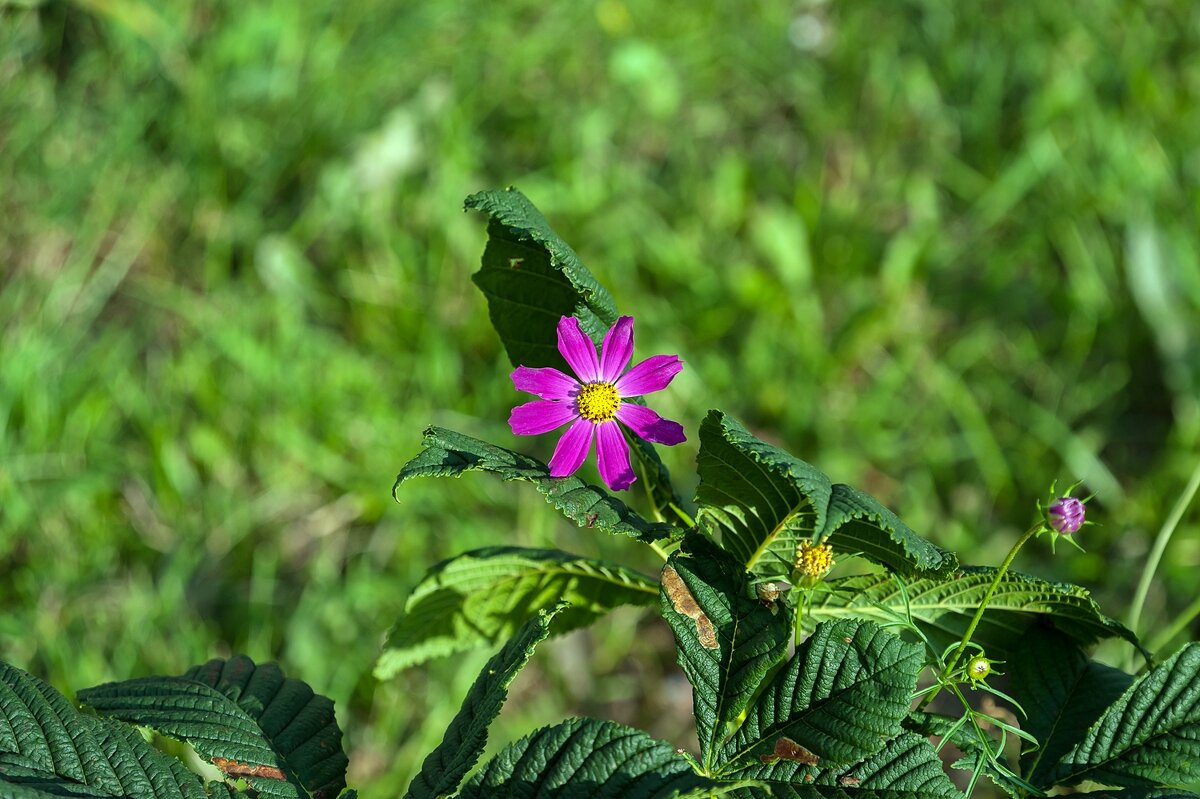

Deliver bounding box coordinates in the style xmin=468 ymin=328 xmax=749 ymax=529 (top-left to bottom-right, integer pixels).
xmin=794 ymin=538 xmax=835 ymax=582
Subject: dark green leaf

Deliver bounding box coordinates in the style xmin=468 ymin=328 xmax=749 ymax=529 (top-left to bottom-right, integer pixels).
xmin=804 ymin=569 xmax=1144 ymax=658
xmin=466 ymin=187 xmax=617 ymax=369
xmin=465 ymin=189 xmax=684 ymax=527
xmin=729 ymin=732 xmax=963 ymax=799
xmin=720 ymin=620 xmax=923 ymax=775
xmin=395 ymin=426 xmax=672 ymax=543
xmin=1084 ymin=787 xmax=1200 ymax=791
xmin=659 ymin=535 xmax=790 ymax=771
xmin=376 ymin=546 xmax=658 ymax=677
xmin=457 ymin=717 xmax=730 ymax=798
xmin=695 ymin=411 xmax=955 ymax=580
xmin=695 ymin=411 xmax=832 ymax=576
xmin=1046 ymin=642 xmax=1200 ymax=788
xmin=79 ymin=656 xmax=349 ymax=799
xmin=0 ymin=663 xmax=121 ymax=795
xmin=1008 ymin=627 xmax=1133 ymax=788
xmin=404 ymin=605 xmax=564 ymax=799
xmin=822 ymin=485 xmax=957 ymax=581
xmin=0 ymin=661 xmax=211 ymax=799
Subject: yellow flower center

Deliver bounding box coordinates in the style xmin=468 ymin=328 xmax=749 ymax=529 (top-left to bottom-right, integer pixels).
xmin=794 ymin=539 xmax=835 ymax=580
xmin=576 ymin=382 xmax=621 ymax=422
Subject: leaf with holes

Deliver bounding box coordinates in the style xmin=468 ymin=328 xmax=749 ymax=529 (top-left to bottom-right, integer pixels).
xmin=803 ymin=569 xmax=1145 ymax=660
xmin=718 ymin=619 xmax=923 ymax=775
xmin=695 ymin=411 xmax=955 ymax=580
xmin=1044 ymin=642 xmax=1200 ymax=788
xmin=78 ymin=656 xmax=347 ymax=799
xmin=375 ymin=547 xmax=656 ymax=677
xmin=403 ymin=605 xmax=564 ymax=799
xmin=395 ymin=426 xmax=672 ymax=544
xmin=659 ymin=534 xmax=791 ymax=772
xmin=728 ymin=731 xmax=963 ymax=798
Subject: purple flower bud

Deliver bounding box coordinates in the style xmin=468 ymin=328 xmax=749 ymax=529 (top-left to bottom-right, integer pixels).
xmin=1048 ymin=496 xmax=1085 ymax=534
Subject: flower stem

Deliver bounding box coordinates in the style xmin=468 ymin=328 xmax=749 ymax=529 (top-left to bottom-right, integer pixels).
xmin=1127 ymin=457 xmax=1200 ymax=645
xmin=669 ymin=502 xmax=697 ymax=529
xmin=917 ymin=521 xmax=1041 ymax=711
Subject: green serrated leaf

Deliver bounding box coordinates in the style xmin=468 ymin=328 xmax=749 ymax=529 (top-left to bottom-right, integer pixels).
xmin=695 ymin=410 xmax=832 ymax=576
xmin=0 ymin=661 xmax=210 ymax=799
xmin=78 ymin=656 xmax=349 ymax=799
xmin=1007 ymin=627 xmax=1133 ymax=789
xmin=729 ymin=731 xmax=963 ymax=799
xmin=458 ymin=717 xmax=727 ymax=798
xmin=659 ymin=535 xmax=791 ymax=772
xmin=395 ymin=426 xmax=672 ymax=543
xmin=465 ymin=188 xmax=683 ymax=524
xmin=465 ymin=187 xmax=618 ymax=369
xmin=403 ymin=604 xmax=565 ymax=799
xmin=804 ymin=569 xmax=1144 ymax=659
xmin=375 ymin=546 xmax=656 ymax=677
xmin=1047 ymin=642 xmax=1200 ymax=788
xmin=695 ymin=411 xmax=956 ymax=580
xmin=0 ymin=662 xmax=123 ymax=795
xmin=822 ymin=484 xmax=957 ymax=580
xmin=1084 ymin=787 xmax=1200 ymax=791
xmin=719 ymin=619 xmax=923 ymax=775
xmin=904 ymin=712 xmax=1028 ymax=798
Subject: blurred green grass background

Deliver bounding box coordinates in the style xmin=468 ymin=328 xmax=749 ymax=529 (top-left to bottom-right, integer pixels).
xmin=2 ymin=0 xmax=1199 ymax=793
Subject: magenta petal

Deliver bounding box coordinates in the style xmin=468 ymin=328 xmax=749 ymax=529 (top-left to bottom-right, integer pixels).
xmin=595 ymin=421 xmax=636 ymax=491
xmin=509 ymin=400 xmax=579 ymax=436
xmin=614 ymin=354 xmax=683 ymax=397
xmin=511 ymin=366 xmax=580 ymax=400
xmin=599 ymin=316 xmax=635 ymax=383
xmin=615 ymin=404 xmax=686 ymax=446
xmin=556 ymin=316 xmax=601 ymax=383
xmin=548 ymin=417 xmax=595 ymax=477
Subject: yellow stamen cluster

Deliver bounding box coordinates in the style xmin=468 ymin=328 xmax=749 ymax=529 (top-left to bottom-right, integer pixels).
xmin=794 ymin=539 xmax=835 ymax=580
xmin=576 ymin=382 xmax=621 ymax=422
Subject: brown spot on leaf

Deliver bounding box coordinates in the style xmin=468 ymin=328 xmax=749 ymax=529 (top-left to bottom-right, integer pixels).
xmin=663 ymin=565 xmax=719 ymax=649
xmin=212 ymin=758 xmax=287 ymax=781
xmin=758 ymin=737 xmax=819 ymax=766
xmin=839 ymin=775 xmax=861 ymax=787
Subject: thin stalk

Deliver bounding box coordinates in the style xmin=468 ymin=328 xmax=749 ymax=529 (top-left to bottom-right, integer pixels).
xmin=668 ymin=501 xmax=696 ymax=529
xmin=917 ymin=522 xmax=1040 ymax=711
xmin=1147 ymin=591 xmax=1200 ymax=656
xmin=1127 ymin=458 xmax=1200 ymax=640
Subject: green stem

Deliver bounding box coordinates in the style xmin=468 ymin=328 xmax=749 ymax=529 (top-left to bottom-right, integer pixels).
xmin=794 ymin=590 xmax=806 ymax=647
xmin=668 ymin=501 xmax=696 ymax=529
xmin=1127 ymin=458 xmax=1200 ymax=643
xmin=648 ymin=539 xmax=670 ymax=562
xmin=1147 ymin=591 xmax=1200 ymax=656
xmin=917 ymin=521 xmax=1041 ymax=711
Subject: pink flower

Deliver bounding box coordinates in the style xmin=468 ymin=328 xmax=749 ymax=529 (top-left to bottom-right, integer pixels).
xmin=509 ymin=315 xmax=686 ymax=491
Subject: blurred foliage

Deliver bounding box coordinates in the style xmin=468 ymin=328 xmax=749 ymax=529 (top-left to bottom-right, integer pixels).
xmin=2 ymin=0 xmax=1199 ymax=795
